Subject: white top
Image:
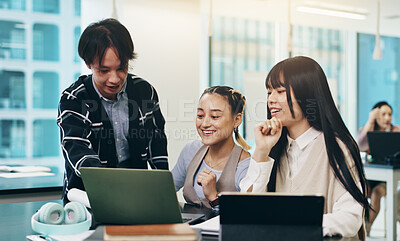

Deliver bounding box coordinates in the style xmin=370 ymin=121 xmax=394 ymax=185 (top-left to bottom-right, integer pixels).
xmin=286 ymin=127 xmax=320 ymax=178
xmin=240 ymin=128 xmax=363 ymax=237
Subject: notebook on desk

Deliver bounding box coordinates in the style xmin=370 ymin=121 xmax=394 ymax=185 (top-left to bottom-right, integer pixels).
xmin=218 ymin=192 xmax=324 ymax=241
xmin=80 ymin=167 xmax=204 ymax=225
xmin=367 ymin=131 xmax=400 ymax=165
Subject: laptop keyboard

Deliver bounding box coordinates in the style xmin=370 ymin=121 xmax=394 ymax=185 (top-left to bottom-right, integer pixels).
xmin=182 ymin=218 xmax=192 ymax=223
xmin=181 ymin=213 xmax=205 ymax=224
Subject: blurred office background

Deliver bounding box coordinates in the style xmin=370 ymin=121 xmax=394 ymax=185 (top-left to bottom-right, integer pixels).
xmin=0 ymin=0 xmax=81 ymax=167
xmin=1 ymin=2 xmax=400 ymax=227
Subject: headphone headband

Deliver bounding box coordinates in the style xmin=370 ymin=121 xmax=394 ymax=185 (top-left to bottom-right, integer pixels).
xmin=31 ymin=206 xmax=92 ymax=235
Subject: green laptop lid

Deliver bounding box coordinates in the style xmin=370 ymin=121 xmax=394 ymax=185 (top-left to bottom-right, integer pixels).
xmin=80 ymin=167 xmax=183 ymax=225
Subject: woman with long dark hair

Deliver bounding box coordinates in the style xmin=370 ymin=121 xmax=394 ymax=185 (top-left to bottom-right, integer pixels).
xmin=240 ymin=56 xmax=369 ymax=239
xmin=357 ymin=101 xmax=400 ymax=235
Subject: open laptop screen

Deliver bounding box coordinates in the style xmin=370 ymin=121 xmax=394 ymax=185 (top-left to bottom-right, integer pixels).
xmin=367 ymin=131 xmax=400 ymax=163
xmin=80 ymin=167 xmax=183 ymax=225
xmin=219 ymin=192 xmax=324 ymax=226
xmin=218 ymin=192 xmax=324 ymax=241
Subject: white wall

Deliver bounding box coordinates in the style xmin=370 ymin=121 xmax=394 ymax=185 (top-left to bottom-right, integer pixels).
xmin=82 ymin=0 xmax=203 ymax=170
xmin=243 ymin=71 xmax=268 ymax=144
xmin=211 ymin=0 xmax=400 ymax=37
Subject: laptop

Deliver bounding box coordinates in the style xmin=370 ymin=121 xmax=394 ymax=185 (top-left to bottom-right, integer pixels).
xmin=218 ymin=192 xmax=324 ymax=241
xmin=80 ymin=167 xmax=204 ymax=225
xmin=367 ymin=131 xmax=400 ymax=165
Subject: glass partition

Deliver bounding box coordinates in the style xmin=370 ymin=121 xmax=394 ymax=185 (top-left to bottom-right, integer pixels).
xmin=357 ymin=33 xmax=400 ymax=128
xmin=0 ymin=20 xmax=26 ymax=60
xmin=0 ymin=0 xmax=25 ymax=11
xmin=0 ymin=0 xmax=80 ymax=192
xmin=211 ymin=16 xmax=275 ymax=93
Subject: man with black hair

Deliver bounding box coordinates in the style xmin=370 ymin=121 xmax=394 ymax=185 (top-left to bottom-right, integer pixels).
xmin=57 ymin=18 xmax=168 ymax=202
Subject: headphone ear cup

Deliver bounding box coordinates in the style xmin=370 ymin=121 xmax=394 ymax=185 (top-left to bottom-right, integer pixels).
xmin=38 ymin=202 xmax=65 ymax=225
xmin=64 ymin=202 xmax=87 ymax=224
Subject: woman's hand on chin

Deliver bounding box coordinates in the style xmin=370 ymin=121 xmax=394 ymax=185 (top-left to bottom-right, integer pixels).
xmin=253 ymin=117 xmax=282 ymax=162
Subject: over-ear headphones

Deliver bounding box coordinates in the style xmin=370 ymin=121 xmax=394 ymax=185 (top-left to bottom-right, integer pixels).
xmin=31 ymin=202 xmax=92 ymax=235
xmin=38 ymin=202 xmax=86 ymax=224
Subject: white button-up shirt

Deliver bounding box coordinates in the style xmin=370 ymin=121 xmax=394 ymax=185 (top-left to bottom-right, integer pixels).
xmin=240 ymin=127 xmax=363 ymax=237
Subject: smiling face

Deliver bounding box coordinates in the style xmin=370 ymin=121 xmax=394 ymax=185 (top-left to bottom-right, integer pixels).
xmin=196 ymin=94 xmax=240 ymax=146
xmin=87 ymin=47 xmax=128 ymax=100
xmin=267 ymin=86 xmax=304 ymax=125
xmin=267 ymin=80 xmax=310 ymax=137
xmin=376 ymin=105 xmax=393 ymax=130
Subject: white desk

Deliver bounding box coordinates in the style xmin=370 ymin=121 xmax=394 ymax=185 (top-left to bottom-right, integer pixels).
xmin=364 ymin=164 xmax=400 ymax=241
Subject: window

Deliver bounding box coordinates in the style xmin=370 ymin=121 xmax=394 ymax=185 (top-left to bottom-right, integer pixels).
xmin=0 ymin=20 xmax=26 ymax=60
xmin=33 ymin=119 xmax=59 ymax=157
xmin=0 ymin=0 xmax=25 ymax=10
xmin=292 ymin=25 xmax=346 ymax=112
xmin=74 ymin=72 xmax=81 ymax=81
xmin=33 ymin=71 xmax=59 ymax=109
xmin=210 ymin=16 xmax=275 ymax=143
xmin=0 ymin=0 xmax=81 ymax=191
xmin=74 ymin=26 xmax=81 ymax=63
xmin=357 ymin=33 xmax=400 ymax=127
xmin=33 ymin=0 xmax=59 ymax=14
xmin=211 ymin=16 xmax=275 ymax=93
xmin=0 ymin=120 xmax=25 ymax=158
xmin=210 ymin=18 xmax=351 ymax=141
xmin=74 ymin=0 xmax=80 ymax=16
xmin=33 ymin=23 xmax=59 ymax=61
xmin=0 ymin=70 xmax=26 ymax=109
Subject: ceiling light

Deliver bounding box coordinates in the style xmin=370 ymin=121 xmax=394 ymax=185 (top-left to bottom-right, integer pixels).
xmin=296 ymin=6 xmax=367 ymax=20
xmin=373 ymin=0 xmax=382 ymax=60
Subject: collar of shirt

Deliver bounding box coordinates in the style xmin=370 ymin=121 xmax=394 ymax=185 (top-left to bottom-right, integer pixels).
xmin=286 ymin=127 xmax=322 ymax=178
xmin=91 ymin=78 xmax=130 ymax=163
xmin=286 ymin=126 xmax=321 ymax=152
xmin=91 ymin=78 xmax=127 ymax=102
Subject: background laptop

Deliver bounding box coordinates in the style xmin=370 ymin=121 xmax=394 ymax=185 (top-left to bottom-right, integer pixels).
xmin=80 ymin=167 xmax=204 ymax=225
xmin=218 ymin=192 xmax=324 ymax=241
xmin=367 ymin=131 xmax=400 ymax=165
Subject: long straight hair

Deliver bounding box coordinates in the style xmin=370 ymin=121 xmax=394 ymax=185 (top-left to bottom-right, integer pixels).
xmin=266 ymin=56 xmax=370 ymax=215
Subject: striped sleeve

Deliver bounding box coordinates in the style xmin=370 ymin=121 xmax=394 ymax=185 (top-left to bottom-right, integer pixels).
xmin=146 ymin=84 xmax=168 ymax=170
xmin=57 ymin=85 xmax=102 ymax=178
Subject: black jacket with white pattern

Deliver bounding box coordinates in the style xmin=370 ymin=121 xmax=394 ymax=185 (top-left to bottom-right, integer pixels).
xmin=57 ymin=74 xmax=168 ymax=200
